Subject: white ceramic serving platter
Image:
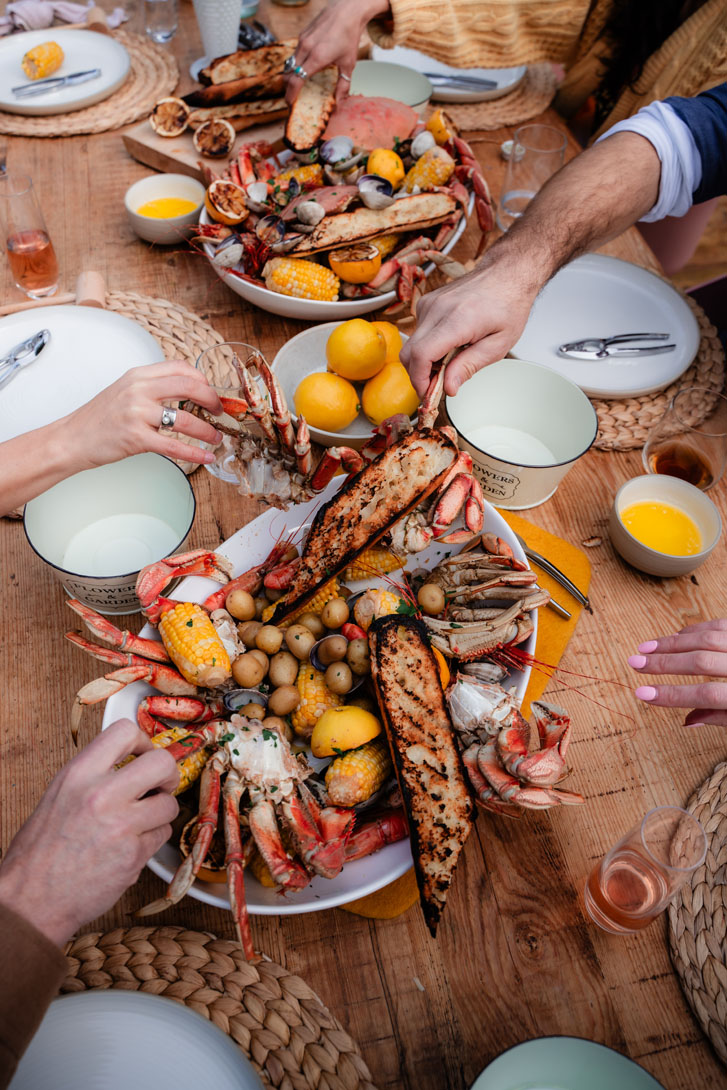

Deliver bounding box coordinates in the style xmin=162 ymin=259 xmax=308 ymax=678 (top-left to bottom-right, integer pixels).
xmin=349 ymin=59 xmax=432 ymax=108
xmin=372 ymin=44 xmax=526 ymax=104
xmin=9 ymin=991 xmax=263 ymax=1090
xmin=0 ymin=306 xmax=162 ymax=443
xmin=470 ymin=1036 xmax=666 ymax=1090
xmin=102 ymin=478 xmax=535 ymax=915
xmin=0 ymin=29 xmax=130 ymax=116
xmin=510 ymin=254 xmax=701 ymax=399
xmin=271 ymin=321 xmax=411 ymax=450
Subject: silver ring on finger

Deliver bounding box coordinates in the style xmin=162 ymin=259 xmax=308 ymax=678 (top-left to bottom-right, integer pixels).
xmin=294 ymin=64 xmax=308 ymax=79
xmin=339 ymin=72 xmax=351 ymax=82
xmin=283 ymin=53 xmax=297 ymax=73
xmin=160 ymin=407 xmax=177 ymax=430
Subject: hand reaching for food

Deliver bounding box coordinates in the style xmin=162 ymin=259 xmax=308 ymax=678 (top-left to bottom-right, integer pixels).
xmin=628 ymin=619 xmax=727 ymax=727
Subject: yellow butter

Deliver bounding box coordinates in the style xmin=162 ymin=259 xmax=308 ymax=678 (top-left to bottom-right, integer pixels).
xmin=621 ymin=500 xmax=701 ymax=556
xmin=136 ymin=197 xmax=198 ymax=219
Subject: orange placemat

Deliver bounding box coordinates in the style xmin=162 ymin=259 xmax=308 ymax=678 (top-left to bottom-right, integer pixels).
xmin=341 ymin=515 xmax=592 ymax=920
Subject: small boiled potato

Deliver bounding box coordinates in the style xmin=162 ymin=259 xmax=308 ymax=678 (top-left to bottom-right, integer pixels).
xmin=225 ymin=589 xmax=256 ymax=621
xmin=268 ymin=684 xmax=301 ymax=716
xmin=346 ymin=638 xmax=371 ymax=676
xmin=325 ymin=662 xmax=353 ymax=695
xmin=297 ymin=611 xmax=325 ymax=639
xmin=321 ymin=597 xmax=349 ymax=629
xmin=231 ymin=652 xmax=266 ymax=688
xmin=285 ymin=624 xmax=316 ymax=660
xmin=417 ymin=582 xmax=445 ymax=616
xmin=242 ymin=701 xmax=267 ymax=721
xmin=253 ymin=595 xmax=268 ymax=620
xmin=256 ymin=625 xmax=283 ymax=655
xmin=318 ymin=635 xmax=348 ymax=666
xmin=263 ymin=715 xmax=293 ymax=743
xmin=238 ymin=619 xmax=262 ymax=646
xmin=265 ymin=584 xmax=285 ymax=602
xmin=248 ymin=648 xmax=269 ymax=673
xmin=268 ymin=650 xmax=298 ymax=688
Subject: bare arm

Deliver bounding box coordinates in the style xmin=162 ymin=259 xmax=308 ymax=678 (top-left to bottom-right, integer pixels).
xmin=400 ymin=131 xmax=662 ymax=395
xmin=0 ymin=360 xmax=223 ymax=516
xmin=285 ymin=0 xmax=389 ymax=104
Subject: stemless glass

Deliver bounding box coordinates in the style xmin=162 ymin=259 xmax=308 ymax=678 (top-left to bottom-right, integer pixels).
xmin=584 ymin=805 xmax=707 ymax=935
xmin=196 ymin=341 xmax=266 ymax=482
xmin=0 ymin=173 xmax=59 ymax=299
xmin=642 ymin=387 xmax=727 ymax=491
xmin=192 ymin=0 xmax=244 ymax=67
xmin=144 ymin=0 xmax=178 ymax=43
xmin=496 ymin=124 xmax=567 ymax=232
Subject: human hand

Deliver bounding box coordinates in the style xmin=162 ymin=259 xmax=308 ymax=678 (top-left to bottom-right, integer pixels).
xmin=628 ymin=619 xmax=727 ymax=726
xmin=64 ymin=359 xmax=223 ymax=469
xmin=0 ymin=719 xmax=179 ymax=946
xmin=285 ymin=0 xmax=389 ymax=105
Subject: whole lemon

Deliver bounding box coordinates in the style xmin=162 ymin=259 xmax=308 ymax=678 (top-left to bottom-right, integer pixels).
xmin=366 ymin=148 xmax=405 ymax=189
xmin=311 ymin=705 xmax=382 ymax=758
xmin=362 ymin=361 xmax=419 ymax=425
xmin=326 ymin=318 xmax=386 ymax=381
xmin=294 ymin=372 xmax=360 ymax=432
xmin=370 ymin=320 xmax=403 ymax=362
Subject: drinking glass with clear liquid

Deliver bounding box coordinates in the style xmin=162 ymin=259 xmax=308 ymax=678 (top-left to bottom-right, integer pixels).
xmin=496 ymin=124 xmax=567 ymax=232
xmin=0 ymin=173 xmax=58 ymax=299
xmin=642 ymin=387 xmax=727 ymax=491
xmin=144 ymin=0 xmax=178 ymax=42
xmin=584 ymin=806 xmax=706 ymax=934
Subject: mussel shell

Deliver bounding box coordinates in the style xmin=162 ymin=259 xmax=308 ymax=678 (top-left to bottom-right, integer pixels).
xmin=212 ymin=234 xmax=244 ymax=268
xmin=411 ymin=130 xmax=436 ymax=159
xmin=319 ymin=134 xmax=354 ymax=164
xmin=255 ymin=214 xmax=286 ymax=245
xmin=357 ymin=173 xmax=395 ymax=210
xmin=270 ymin=232 xmax=304 ymax=253
xmin=223 ymin=687 xmax=269 ymax=714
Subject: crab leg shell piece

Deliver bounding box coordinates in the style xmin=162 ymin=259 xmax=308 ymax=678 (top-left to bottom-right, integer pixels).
xmin=461 ymin=745 xmax=517 ymax=816
xmin=291 ymin=193 xmax=459 ymax=254
xmin=269 ymin=429 xmax=458 ymax=625
xmin=136 ymin=550 xmax=234 ymax=620
xmin=66 ymin=599 xmax=171 ymax=663
xmin=343 ymin=809 xmax=409 ymax=862
xmin=70 ymin=661 xmax=198 ymax=743
xmin=309 ymin=446 xmax=365 ymax=492
xmin=203 ymin=538 xmax=294 ymax=611
xmin=369 ymin=614 xmax=473 ymax=936
xmin=137 ymin=695 xmax=225 ymax=737
xmin=256 ymin=355 xmax=296 ymax=454
xmin=248 ymin=797 xmax=310 ymax=890
xmin=222 ymin=768 xmax=257 ymax=961
xmin=279 ymin=793 xmax=354 ymax=879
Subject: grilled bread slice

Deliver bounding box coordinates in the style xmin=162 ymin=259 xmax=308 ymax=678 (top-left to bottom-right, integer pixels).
xmin=269 ymin=429 xmax=457 ymax=625
xmin=184 ymin=74 xmax=286 ymax=109
xmin=188 ymin=99 xmax=288 ymax=132
xmin=285 ymin=66 xmax=338 ymax=152
xmin=291 ymin=192 xmax=458 ymax=254
xmin=369 ymin=615 xmax=473 ymax=935
xmin=200 ymin=40 xmax=297 ymax=86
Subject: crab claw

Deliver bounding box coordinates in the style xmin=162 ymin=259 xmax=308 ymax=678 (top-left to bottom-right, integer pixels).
xmin=137 ymin=550 xmax=234 ymax=622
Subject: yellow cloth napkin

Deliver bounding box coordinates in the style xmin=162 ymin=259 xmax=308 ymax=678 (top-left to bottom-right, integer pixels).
xmin=341 ymin=515 xmax=592 ymax=920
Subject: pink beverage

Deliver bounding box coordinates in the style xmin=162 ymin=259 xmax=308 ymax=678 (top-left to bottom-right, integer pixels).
xmin=7 ymin=228 xmax=58 ymax=297
xmin=585 ymin=849 xmax=669 ymax=933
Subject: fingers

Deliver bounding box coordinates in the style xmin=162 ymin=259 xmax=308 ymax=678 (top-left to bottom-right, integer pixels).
xmin=404 ymin=320 xmax=468 ymax=396
xmin=79 ymin=718 xmax=153 ymax=770
xmin=285 ymin=73 xmax=303 ymax=104
xmin=161 ymin=407 xmax=222 ymax=448
xmin=111 ymin=745 xmax=180 ymax=800
xmin=148 ymin=433 xmax=216 ymax=466
xmin=634 ymin=627 xmax=727 ymax=656
xmin=132 ymin=790 xmax=179 ymax=833
xmin=634 ymin=680 xmax=727 ymax=709
xmin=144 ymin=372 xmax=223 ymax=414
xmin=138 ymin=823 xmax=174 ymax=862
xmin=629 ymin=647 xmax=727 ymax=677
xmin=443 ymin=338 xmax=508 ymax=396
xmin=684 ymin=708 xmax=727 ymax=727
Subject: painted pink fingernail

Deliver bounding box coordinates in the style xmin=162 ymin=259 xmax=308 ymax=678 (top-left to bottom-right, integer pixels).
xmin=638 ymin=640 xmax=658 ymax=653
xmin=202 ymin=451 xmax=215 ymax=464
xmin=214 ymin=430 xmax=223 ymax=442
xmin=628 ymin=655 xmax=647 ymax=669
xmin=635 ymin=686 xmax=658 ymax=701
xmin=685 ymin=722 xmax=705 ymax=729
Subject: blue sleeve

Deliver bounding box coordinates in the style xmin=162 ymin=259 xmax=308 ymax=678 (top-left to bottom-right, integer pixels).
xmin=664 ymin=82 xmax=727 ymax=204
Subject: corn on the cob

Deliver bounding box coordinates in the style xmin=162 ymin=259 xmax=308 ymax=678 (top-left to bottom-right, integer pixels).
xmin=403 ymin=147 xmax=455 ymax=192
xmin=275 ymin=163 xmax=324 ymax=187
xmin=158 ymin=602 xmax=231 ymax=688
xmin=344 ymin=546 xmax=404 ymax=582
xmin=290 ymin=662 xmax=341 ymax=738
xmin=263 ymin=257 xmax=340 ymax=301
xmin=325 ymin=737 xmax=392 ymax=807
xmin=371 ymin=233 xmax=399 ymax=258
xmin=263 ymin=578 xmax=341 ymax=626
xmin=116 ymin=725 xmax=213 ymax=795
xmin=22 ymin=41 xmax=64 ymax=80
xmin=249 ymin=850 xmax=277 ymax=887
xmin=353 ymin=588 xmax=405 ymax=632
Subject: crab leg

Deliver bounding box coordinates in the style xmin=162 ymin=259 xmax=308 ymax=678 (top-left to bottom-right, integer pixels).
xmin=256 ymin=356 xmax=296 ymax=454
xmin=247 ymin=795 xmax=310 ymax=890
xmin=309 ymin=446 xmax=366 ymax=492
xmin=461 ymin=746 xmax=518 ymax=816
xmin=430 ymin=472 xmax=485 ymax=541
xmin=478 ymin=739 xmax=583 ymax=807
xmin=71 ymin=662 xmax=197 ymax=743
xmin=136 ymin=549 xmax=234 ymax=620
xmin=137 ymin=695 xmax=225 ymax=737
xmin=66 ymin=600 xmax=170 ymax=663
xmin=236 ymin=360 xmax=278 ymax=445
xmin=280 ymin=791 xmax=354 ymax=879
xmin=295 ymin=416 xmax=313 ymax=477
xmin=343 ymin=809 xmax=409 ymax=861
xmin=203 ymin=538 xmax=293 ymax=610
xmin=418 ymin=366 xmax=445 ymax=429
xmin=222 ymin=768 xmax=257 ymax=961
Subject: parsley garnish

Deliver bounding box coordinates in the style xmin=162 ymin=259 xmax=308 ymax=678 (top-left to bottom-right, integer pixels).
xmin=220 ymin=731 xmax=235 ymax=743
xmin=450 ymin=622 xmax=462 ymax=629
xmin=396 ymin=600 xmax=417 ymax=616
xmin=186 ymin=619 xmax=194 ymax=627
xmin=269 ymin=785 xmax=278 ymax=793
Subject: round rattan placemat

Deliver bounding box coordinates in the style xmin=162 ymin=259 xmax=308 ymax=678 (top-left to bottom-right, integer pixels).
xmin=61 ymin=926 xmax=378 ymax=1090
xmin=592 ymin=294 xmax=724 ymax=451
xmin=0 ymin=30 xmax=178 ymax=137
xmin=436 ymin=64 xmax=558 ymax=132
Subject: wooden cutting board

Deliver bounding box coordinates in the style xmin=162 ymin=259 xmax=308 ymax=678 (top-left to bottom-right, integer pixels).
xmin=122 ymin=117 xmax=287 ymax=181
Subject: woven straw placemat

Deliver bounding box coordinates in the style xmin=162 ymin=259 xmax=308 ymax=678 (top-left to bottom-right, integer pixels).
xmin=0 ymin=30 xmax=177 ymax=137
xmin=61 ymin=926 xmax=378 ymax=1089
xmin=669 ymin=760 xmax=727 ymax=1067
xmin=592 ymin=294 xmax=725 ymax=451
xmin=436 ymin=64 xmax=558 ymax=132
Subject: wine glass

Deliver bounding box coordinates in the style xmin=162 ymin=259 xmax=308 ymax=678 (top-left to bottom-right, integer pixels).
xmin=642 ymin=387 xmax=727 ymax=491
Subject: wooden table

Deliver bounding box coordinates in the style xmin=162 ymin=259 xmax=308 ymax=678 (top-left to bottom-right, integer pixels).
xmin=1 ymin=3 xmax=726 ymax=1087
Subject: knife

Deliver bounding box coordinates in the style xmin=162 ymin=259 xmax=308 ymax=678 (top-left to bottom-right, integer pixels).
xmin=0 ymin=329 xmax=50 ymax=390
xmin=12 ymin=69 xmax=102 ymax=98
xmin=422 ymin=71 xmax=498 ymax=90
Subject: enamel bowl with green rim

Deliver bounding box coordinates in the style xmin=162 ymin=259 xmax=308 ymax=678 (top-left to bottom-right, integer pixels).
xmin=349 ymin=60 xmax=432 ymax=109
xmin=471 ymin=1037 xmax=666 ymax=1090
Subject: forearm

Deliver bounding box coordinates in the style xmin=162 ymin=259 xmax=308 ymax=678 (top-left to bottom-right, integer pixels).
xmin=0 ymin=416 xmax=89 ymax=516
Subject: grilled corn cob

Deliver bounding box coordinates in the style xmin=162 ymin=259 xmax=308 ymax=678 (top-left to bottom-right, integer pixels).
xmin=403 ymin=147 xmax=455 ymax=192
xmin=275 ymin=163 xmax=324 ymax=187
xmin=158 ymin=602 xmax=232 ymax=688
xmin=371 ymin=233 xmax=400 ymax=258
xmin=353 ymin=588 xmax=405 ymax=632
xmin=22 ymin=41 xmax=64 ymax=80
xmin=344 ymin=546 xmax=404 ymax=582
xmin=290 ymin=662 xmax=341 ymax=738
xmin=262 ymin=577 xmax=341 ymax=626
xmin=263 ymin=257 xmax=340 ymax=301
xmin=116 ymin=725 xmax=213 ymax=795
xmin=325 ymin=737 xmax=392 ymax=807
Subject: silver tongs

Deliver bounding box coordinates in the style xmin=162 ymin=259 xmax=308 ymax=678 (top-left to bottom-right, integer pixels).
xmin=12 ymin=69 xmax=101 ymax=98
xmin=422 ymin=71 xmax=498 ymax=90
xmin=557 ymin=332 xmax=676 ymax=360
xmin=0 ymin=329 xmax=50 ymax=390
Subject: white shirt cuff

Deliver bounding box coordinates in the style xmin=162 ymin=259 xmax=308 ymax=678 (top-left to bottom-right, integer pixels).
xmin=596 ymin=101 xmax=702 ymax=221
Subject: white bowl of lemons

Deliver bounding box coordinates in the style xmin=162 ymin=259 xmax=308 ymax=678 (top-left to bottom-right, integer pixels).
xmin=271 ymin=318 xmax=418 ymax=450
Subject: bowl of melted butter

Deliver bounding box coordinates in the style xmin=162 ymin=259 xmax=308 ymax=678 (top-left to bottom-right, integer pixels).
xmin=609 ymin=474 xmax=721 ymax=576
xmin=125 ymin=173 xmax=205 ymax=244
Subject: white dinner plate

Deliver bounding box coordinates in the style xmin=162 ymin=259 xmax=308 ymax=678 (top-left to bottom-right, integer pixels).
xmin=101 ymin=478 xmax=534 ymax=916
xmin=510 ymin=254 xmax=701 ymax=399
xmin=470 ymin=1036 xmax=666 ymax=1090
xmin=0 ymin=306 xmax=163 ymax=443
xmin=372 ymin=44 xmax=526 ymax=103
xmin=0 ymin=29 xmax=130 ymax=116
xmin=9 ymin=991 xmax=263 ymax=1090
